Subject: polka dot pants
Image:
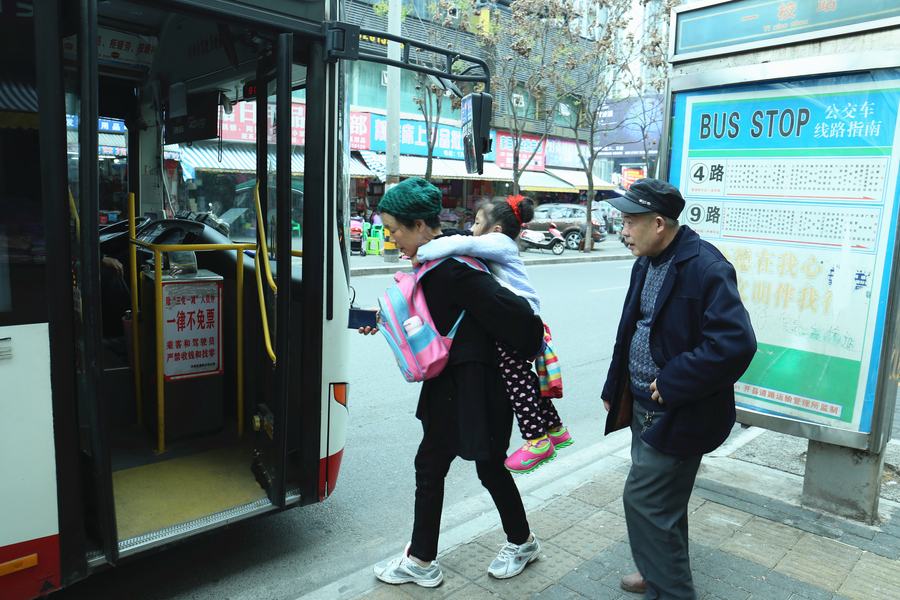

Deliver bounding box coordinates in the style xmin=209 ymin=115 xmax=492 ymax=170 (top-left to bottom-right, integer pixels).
xmin=497 ymin=342 xmax=561 ymax=440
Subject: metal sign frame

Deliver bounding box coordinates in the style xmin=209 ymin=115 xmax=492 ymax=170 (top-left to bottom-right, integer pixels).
xmin=660 ymin=49 xmax=900 ymax=453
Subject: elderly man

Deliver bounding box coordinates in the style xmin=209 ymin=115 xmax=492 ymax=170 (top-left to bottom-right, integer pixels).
xmin=602 ymin=178 xmax=756 ymax=599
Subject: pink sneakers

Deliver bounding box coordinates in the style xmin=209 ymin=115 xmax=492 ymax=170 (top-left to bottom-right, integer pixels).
xmin=504 ymin=439 xmax=557 ymax=473
xmin=547 ymin=426 xmax=573 ymax=449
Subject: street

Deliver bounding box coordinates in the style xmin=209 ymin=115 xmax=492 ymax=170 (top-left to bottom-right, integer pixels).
xmin=51 ymin=260 xmax=634 ymax=600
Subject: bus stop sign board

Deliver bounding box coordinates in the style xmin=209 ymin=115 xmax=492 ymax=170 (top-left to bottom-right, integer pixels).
xmin=668 ymin=70 xmax=900 ymax=441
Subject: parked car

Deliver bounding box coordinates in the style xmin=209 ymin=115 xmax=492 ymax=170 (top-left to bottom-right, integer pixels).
xmin=529 ymin=203 xmax=607 ymax=249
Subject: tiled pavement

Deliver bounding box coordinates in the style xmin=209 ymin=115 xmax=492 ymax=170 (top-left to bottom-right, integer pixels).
xmin=348 ymin=462 xmax=900 ymax=600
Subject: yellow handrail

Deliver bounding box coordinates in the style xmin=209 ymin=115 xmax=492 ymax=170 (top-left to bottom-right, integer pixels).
xmin=255 ymin=182 xmax=277 ymax=294
xmin=255 ymin=251 xmax=277 ymax=364
xmin=68 ymin=188 xmax=80 ymax=244
xmin=129 ymin=238 xmax=258 ymax=453
xmin=127 ymin=183 xmax=287 ymax=449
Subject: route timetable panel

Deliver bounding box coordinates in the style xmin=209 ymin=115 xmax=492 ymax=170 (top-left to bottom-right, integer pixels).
xmin=668 ymin=73 xmax=900 ymax=435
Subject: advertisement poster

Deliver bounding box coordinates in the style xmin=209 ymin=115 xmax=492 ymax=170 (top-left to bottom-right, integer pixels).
xmin=162 ymin=281 xmax=222 ymax=381
xmin=494 ymin=131 xmax=545 ymax=171
xmin=669 ymin=73 xmax=900 ymax=434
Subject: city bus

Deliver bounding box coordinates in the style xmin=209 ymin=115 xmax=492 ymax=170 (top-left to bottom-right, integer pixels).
xmin=0 ymin=1 xmax=491 ymax=598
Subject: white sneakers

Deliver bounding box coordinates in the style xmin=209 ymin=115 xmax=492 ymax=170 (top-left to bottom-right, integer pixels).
xmin=374 ymin=534 xmax=541 ymax=587
xmin=488 ymin=534 xmax=542 ymax=579
xmin=373 ymin=542 xmax=443 ymax=588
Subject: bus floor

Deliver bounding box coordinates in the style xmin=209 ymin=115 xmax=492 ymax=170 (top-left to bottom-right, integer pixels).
xmin=102 ymin=336 xmax=267 ymax=543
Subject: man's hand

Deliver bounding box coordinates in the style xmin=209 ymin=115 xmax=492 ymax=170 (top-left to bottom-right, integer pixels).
xmin=101 ymin=256 xmax=123 ymax=277
xmin=650 ymin=379 xmax=664 ymax=405
xmin=603 ymin=400 xmax=610 ymax=412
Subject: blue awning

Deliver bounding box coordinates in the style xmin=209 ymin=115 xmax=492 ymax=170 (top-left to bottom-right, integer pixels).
xmin=181 ymin=144 xmax=305 ymax=174
xmin=359 ymin=150 xmax=386 ymax=183
xmin=0 ymin=80 xmax=38 ymax=113
xmin=349 ymin=155 xmax=377 ymax=178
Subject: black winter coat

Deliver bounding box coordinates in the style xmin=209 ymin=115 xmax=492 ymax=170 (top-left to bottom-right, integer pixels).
xmin=602 ymin=227 xmax=757 ymax=456
xmin=417 ymin=256 xmax=544 ymax=460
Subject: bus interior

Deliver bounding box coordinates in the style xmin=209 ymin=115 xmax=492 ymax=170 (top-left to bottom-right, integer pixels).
xmin=2 ymin=0 xmax=351 ymax=569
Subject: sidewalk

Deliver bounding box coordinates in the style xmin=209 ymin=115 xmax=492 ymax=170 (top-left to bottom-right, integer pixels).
xmin=337 ymin=427 xmax=900 ymax=600
xmin=348 ymin=239 xmax=635 ymax=277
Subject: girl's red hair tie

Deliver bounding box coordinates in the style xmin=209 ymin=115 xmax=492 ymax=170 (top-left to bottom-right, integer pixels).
xmin=506 ymin=195 xmax=525 ymax=224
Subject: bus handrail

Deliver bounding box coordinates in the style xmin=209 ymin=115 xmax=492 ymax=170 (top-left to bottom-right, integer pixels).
xmin=254 ymin=182 xmax=277 ymax=294
xmin=254 ymin=251 xmax=277 ymax=364
xmin=129 ymin=235 xmax=256 ymax=453
xmin=127 ymin=185 xmax=293 ymax=452
xmin=68 ymin=188 xmax=80 ymax=244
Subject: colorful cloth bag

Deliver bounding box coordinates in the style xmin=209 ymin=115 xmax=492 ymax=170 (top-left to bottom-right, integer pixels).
xmin=535 ymin=323 xmax=563 ymax=398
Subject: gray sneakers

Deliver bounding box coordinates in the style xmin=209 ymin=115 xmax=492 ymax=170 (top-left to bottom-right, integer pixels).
xmin=373 ymin=542 xmax=443 ymax=587
xmin=488 ymin=533 xmax=541 ymax=579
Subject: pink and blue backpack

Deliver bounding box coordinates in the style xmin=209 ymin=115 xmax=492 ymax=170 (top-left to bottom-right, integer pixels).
xmin=378 ymin=256 xmax=488 ymax=382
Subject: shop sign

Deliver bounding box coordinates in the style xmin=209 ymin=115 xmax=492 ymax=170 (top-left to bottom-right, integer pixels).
xmin=218 ymin=101 xmax=305 ymax=146
xmin=621 ymin=167 xmax=645 ymax=189
xmin=349 ymin=112 xmax=371 ymax=150
xmin=494 ymin=131 xmax=545 ymax=171
xmin=66 ymin=116 xmax=127 ymax=132
xmin=99 ymin=146 xmax=127 ymax=157
xmin=63 ymin=26 xmax=157 ymax=70
xmin=369 ymin=114 xmax=466 ymax=160
xmin=673 ymin=0 xmax=900 ymax=60
xmin=162 ymin=281 xmax=222 ymax=381
xmin=546 ymin=137 xmax=591 ymax=169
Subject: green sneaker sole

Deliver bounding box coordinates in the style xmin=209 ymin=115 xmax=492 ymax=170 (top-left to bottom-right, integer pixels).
xmin=505 ymin=449 xmax=557 ymax=474
xmin=551 ymin=438 xmax=573 ymax=450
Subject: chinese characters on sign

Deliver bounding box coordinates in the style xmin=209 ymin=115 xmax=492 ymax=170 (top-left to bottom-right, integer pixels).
xmin=674 ymin=0 xmax=900 ymax=59
xmin=673 ymin=79 xmax=900 ymax=433
xmin=162 ymin=281 xmax=222 ymax=380
xmin=219 ymin=101 xmax=307 ymax=146
xmin=494 ymin=131 xmax=545 ymax=171
xmin=368 ymin=114 xmax=466 ymax=160
xmin=64 ymin=27 xmax=158 ymax=70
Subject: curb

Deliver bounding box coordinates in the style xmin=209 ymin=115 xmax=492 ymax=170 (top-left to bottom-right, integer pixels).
xmin=349 ymin=251 xmax=635 ymax=277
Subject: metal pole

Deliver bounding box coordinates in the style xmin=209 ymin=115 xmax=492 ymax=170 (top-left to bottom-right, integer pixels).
xmin=385 ymin=0 xmax=401 ymax=192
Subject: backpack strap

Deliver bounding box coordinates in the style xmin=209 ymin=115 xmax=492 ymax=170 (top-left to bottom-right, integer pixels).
xmin=414 ymin=255 xmax=488 ymax=281
xmin=410 ymin=255 xmax=489 ymax=340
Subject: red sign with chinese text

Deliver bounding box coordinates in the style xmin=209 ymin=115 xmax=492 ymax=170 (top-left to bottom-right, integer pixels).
xmin=162 ymin=281 xmax=222 ymax=381
xmin=495 ymin=131 xmax=545 ymax=171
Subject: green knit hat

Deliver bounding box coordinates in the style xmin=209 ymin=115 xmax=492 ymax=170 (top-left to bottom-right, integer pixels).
xmin=378 ymin=178 xmax=442 ymax=221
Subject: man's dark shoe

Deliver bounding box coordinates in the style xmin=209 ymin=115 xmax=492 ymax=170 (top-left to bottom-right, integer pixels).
xmin=621 ymin=572 xmax=646 ymax=594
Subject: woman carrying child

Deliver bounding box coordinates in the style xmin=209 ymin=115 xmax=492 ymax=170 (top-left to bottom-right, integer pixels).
xmin=361 ymin=178 xmax=545 ymax=588
xmin=416 ymin=195 xmax=571 ymax=474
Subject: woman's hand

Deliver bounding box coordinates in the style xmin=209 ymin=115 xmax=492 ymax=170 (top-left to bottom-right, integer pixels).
xmin=356 ymin=308 xmax=380 ymax=335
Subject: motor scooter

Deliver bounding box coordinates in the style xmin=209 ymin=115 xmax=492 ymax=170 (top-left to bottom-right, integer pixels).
xmin=520 ymin=222 xmax=565 ymax=255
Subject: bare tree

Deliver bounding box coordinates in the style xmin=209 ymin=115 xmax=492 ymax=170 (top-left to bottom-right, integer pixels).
xmin=478 ymin=0 xmax=582 ymax=194
xmin=552 ymin=0 xmax=678 ymax=252
xmin=618 ymin=0 xmax=679 ymax=179
xmin=549 ymin=0 xmax=635 ymax=251
xmin=407 ymin=0 xmax=473 ymax=182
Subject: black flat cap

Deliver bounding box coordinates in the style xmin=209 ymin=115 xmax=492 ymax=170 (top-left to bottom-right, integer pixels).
xmin=605 ymin=178 xmax=685 ymax=221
